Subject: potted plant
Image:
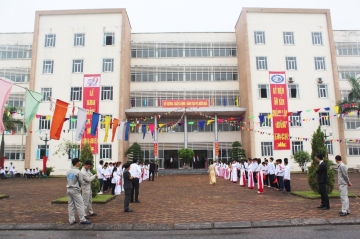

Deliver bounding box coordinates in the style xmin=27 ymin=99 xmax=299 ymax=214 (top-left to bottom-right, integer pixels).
xmin=178 ymin=148 xmax=194 ymax=169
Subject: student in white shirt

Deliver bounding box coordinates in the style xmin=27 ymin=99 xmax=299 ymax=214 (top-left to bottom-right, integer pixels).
xmin=9 ymin=162 xmax=14 ymax=178
xmin=283 ymin=158 xmax=291 ymax=194
xmin=0 ymin=167 xmax=6 ymax=179
xmin=129 ymin=158 xmax=141 ymax=203
xmin=102 ymin=163 xmax=109 ymax=192
xmin=268 ymin=157 xmax=276 ymax=188
xmin=34 ymin=168 xmax=40 ymax=179
xmin=97 ymin=160 xmax=104 ymax=194
xmin=275 ymin=159 xmax=285 ymax=191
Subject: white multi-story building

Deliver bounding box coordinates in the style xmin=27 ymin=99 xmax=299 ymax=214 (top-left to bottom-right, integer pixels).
xmin=0 ymin=8 xmax=358 ymax=175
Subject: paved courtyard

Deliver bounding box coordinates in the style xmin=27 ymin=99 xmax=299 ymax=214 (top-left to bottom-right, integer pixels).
xmin=0 ymin=173 xmax=359 ymax=225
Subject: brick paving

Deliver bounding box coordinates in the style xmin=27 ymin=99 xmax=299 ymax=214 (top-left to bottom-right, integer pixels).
xmin=0 ymin=173 xmax=359 ymax=225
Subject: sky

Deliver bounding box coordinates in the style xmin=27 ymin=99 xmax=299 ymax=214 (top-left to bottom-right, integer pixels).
xmin=0 ymin=0 xmax=358 ymax=33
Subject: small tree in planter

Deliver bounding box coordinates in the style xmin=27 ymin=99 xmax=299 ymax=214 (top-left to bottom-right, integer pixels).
xmin=79 ymin=143 xmax=99 ymax=197
xmin=125 ymin=142 xmax=143 ymax=162
xmin=293 ymin=151 xmax=311 ymax=172
xmin=230 ymin=141 xmax=246 ymax=160
xmin=178 ymin=148 xmax=194 ymax=168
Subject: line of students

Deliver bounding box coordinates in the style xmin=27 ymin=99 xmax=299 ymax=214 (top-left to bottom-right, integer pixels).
xmin=23 ymin=168 xmax=41 ymax=179
xmin=214 ymin=157 xmax=291 ymax=194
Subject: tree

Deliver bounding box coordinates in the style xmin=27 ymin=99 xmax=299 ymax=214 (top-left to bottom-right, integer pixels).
xmin=1 ymin=106 xmax=24 ymax=161
xmin=125 ymin=142 xmax=143 ymax=162
xmin=293 ymin=150 xmax=311 ymax=171
xmin=230 ymin=141 xmax=246 ymax=160
xmin=307 ymin=126 xmax=335 ymax=194
xmin=337 ymin=76 xmax=360 ymax=118
xmin=79 ymin=143 xmax=99 ymax=197
xmin=178 ymin=148 xmax=194 ymax=165
xmin=53 ymin=139 xmax=80 ymax=159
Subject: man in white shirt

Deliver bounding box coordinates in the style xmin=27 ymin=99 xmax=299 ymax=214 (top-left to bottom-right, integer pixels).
xmin=170 ymin=157 xmax=173 ymax=169
xmin=276 ymin=159 xmax=285 ymax=191
xmin=97 ymin=160 xmax=104 ymax=194
xmin=244 ymin=160 xmax=248 ymax=179
xmin=34 ymin=167 xmax=40 ymax=179
xmin=268 ymin=157 xmax=276 ymax=188
xmin=0 ymin=167 xmax=6 ymax=179
xmin=283 ymin=158 xmax=291 ymax=194
xmin=252 ymin=159 xmax=259 ymax=184
xmin=9 ymin=162 xmax=14 ymax=178
xmin=129 ymin=158 xmax=141 ymax=203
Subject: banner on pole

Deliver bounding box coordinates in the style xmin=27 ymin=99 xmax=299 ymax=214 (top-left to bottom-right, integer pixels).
xmin=215 ymin=141 xmax=219 ymax=157
xmin=269 ymin=72 xmax=290 ymax=150
xmin=154 ymin=141 xmax=158 ymax=157
xmin=82 ymin=74 xmax=100 ymax=154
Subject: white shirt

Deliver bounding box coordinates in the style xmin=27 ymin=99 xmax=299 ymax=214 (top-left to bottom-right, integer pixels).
xmin=26 ymin=169 xmax=30 ymax=174
xmin=268 ymin=162 xmax=275 ymax=174
xmin=284 ymin=165 xmax=291 ymax=180
xmin=276 ymin=164 xmax=285 ymax=176
xmin=97 ymin=164 xmax=103 ymax=179
xmin=35 ymin=169 xmax=39 ymax=174
xmin=9 ymin=165 xmax=14 ymax=172
xmin=0 ymin=169 xmax=4 ymax=174
xmin=252 ymin=162 xmax=259 ymax=172
xmin=170 ymin=157 xmax=173 ymax=163
xmin=248 ymin=163 xmax=253 ymax=172
xmin=244 ymin=162 xmax=248 ymax=171
xmin=129 ymin=163 xmax=141 ymax=178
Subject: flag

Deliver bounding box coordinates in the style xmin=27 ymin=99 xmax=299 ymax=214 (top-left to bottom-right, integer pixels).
xmin=42 ymin=156 xmax=48 ymax=175
xmin=72 ymin=101 xmax=75 ymax=117
xmin=75 ymin=108 xmax=87 ymax=141
xmin=223 ymin=97 xmax=227 ymax=106
xmin=142 ymin=124 xmax=147 ymax=139
xmin=199 ymin=121 xmax=205 ymax=130
xmin=334 ymin=106 xmax=340 ymax=114
xmin=24 ymin=90 xmax=43 ymax=132
xmin=111 ymin=118 xmax=119 ymax=142
xmin=103 ymin=116 xmax=111 ymax=142
xmin=117 ymin=121 xmax=125 ymax=141
xmin=90 ymin=112 xmax=100 ymax=136
xmin=149 ymin=124 xmax=155 ymax=135
xmin=124 ymin=122 xmax=130 ymax=141
xmin=235 ymin=97 xmax=239 ymax=106
xmin=259 ymin=115 xmax=265 ymax=125
xmin=50 ymin=99 xmax=69 ymax=140
xmin=0 ymin=79 xmax=12 ymax=133
xmin=207 ymin=120 xmax=214 ymax=125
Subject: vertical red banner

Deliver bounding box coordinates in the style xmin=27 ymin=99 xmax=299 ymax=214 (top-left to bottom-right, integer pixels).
xmin=269 ymin=72 xmax=290 ymax=150
xmin=154 ymin=141 xmax=158 ymax=157
xmin=215 ymin=141 xmax=219 ymax=156
xmin=82 ymin=74 xmax=101 ymax=154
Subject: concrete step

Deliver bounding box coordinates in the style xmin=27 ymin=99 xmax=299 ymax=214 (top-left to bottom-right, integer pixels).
xmin=158 ymin=169 xmax=208 ymax=175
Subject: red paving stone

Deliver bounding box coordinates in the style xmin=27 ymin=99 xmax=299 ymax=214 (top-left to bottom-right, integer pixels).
xmin=0 ymin=173 xmax=359 ymax=224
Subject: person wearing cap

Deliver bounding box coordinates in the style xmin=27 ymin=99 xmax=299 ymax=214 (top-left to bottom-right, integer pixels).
xmin=66 ymin=158 xmax=91 ymax=225
xmin=81 ymin=160 xmax=98 ymax=218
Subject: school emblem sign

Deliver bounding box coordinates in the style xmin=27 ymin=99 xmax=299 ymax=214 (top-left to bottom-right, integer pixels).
xmin=269 ymin=72 xmax=290 ymax=150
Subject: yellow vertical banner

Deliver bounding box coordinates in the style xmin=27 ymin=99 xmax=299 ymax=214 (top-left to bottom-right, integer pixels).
xmin=103 ymin=116 xmax=111 ymax=142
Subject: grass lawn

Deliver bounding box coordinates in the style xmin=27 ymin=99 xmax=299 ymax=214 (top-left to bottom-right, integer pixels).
xmin=291 ymin=191 xmax=357 ymax=199
xmin=52 ymin=194 xmax=114 ymax=204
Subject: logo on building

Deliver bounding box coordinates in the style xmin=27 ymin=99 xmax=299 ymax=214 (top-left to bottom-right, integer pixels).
xmin=270 ymin=74 xmax=285 ymax=84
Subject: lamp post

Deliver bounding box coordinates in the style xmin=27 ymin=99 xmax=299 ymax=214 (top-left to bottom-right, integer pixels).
xmin=323 ymin=129 xmax=331 ymax=158
xmin=39 ymin=133 xmax=50 ymax=176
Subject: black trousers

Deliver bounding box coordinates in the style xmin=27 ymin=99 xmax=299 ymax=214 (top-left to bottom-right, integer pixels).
xmin=253 ymin=172 xmax=258 ymax=184
xmin=245 ymin=171 xmax=248 ymax=179
xmin=103 ymin=178 xmax=110 ymax=191
xmin=131 ymin=178 xmax=140 ymax=202
xmin=149 ymin=171 xmax=155 ymax=181
xmin=319 ymin=183 xmax=330 ymax=208
xmin=284 ymin=179 xmax=291 ymax=192
xmin=263 ymin=174 xmax=268 ymax=185
xmin=124 ymin=188 xmax=132 ymax=210
xmin=111 ymin=183 xmax=116 ymax=195
xmin=269 ymin=174 xmax=275 ymax=187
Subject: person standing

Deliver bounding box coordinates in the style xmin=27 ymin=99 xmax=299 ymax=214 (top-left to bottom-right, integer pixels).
xmin=268 ymin=157 xmax=275 ymax=188
xmin=81 ymin=160 xmax=97 ymax=218
xmin=149 ymin=160 xmax=155 ymax=181
xmin=123 ymin=163 xmax=133 ymax=212
xmin=155 ymin=162 xmax=159 ymax=177
xmin=335 ymin=155 xmax=352 ymax=216
xmin=9 ymin=162 xmax=14 ymax=178
xmin=170 ymin=157 xmax=173 ymax=169
xmin=207 ymin=161 xmax=216 ymax=185
xmin=97 ymin=160 xmax=104 ymax=194
xmin=316 ymin=154 xmax=330 ymax=210
xmin=66 ymin=158 xmax=91 ymax=225
xmin=196 ymin=155 xmax=200 ymax=169
xmin=283 ymin=158 xmax=291 ymax=195
xmin=275 ymin=159 xmax=285 ymax=191
xmin=129 ymin=158 xmax=141 ymax=203
xmin=192 ymin=156 xmax=196 ymax=169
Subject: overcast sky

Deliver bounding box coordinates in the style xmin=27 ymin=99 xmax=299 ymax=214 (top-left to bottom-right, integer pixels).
xmin=0 ymin=0 xmax=358 ymax=33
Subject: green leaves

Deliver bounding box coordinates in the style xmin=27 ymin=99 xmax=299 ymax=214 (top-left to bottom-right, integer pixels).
xmin=230 ymin=141 xmax=246 ymax=160
xmin=293 ymin=150 xmax=311 ymax=167
xmin=178 ymin=148 xmax=195 ymax=164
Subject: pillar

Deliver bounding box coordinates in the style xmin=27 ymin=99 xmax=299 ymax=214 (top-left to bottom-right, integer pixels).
xmin=214 ymin=114 xmax=218 ymax=161
xmin=184 ymin=113 xmax=188 ymax=148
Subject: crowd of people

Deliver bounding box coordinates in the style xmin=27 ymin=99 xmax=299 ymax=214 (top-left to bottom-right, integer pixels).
xmin=0 ymin=162 xmax=24 ymax=179
xmin=208 ymin=157 xmax=291 ymax=194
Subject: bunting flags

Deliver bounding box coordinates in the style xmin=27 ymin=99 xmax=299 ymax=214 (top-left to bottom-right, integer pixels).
xmin=142 ymin=125 xmax=147 ymax=139
xmin=103 ymin=116 xmax=111 ymax=142
xmin=124 ymin=122 xmax=130 ymax=141
xmin=111 ymin=118 xmax=119 ymax=142
xmin=0 ymin=79 xmax=12 ymax=133
xmin=75 ymin=108 xmax=87 ymax=141
xmin=117 ymin=121 xmax=125 ymax=141
xmin=50 ymin=100 xmax=69 ymax=140
xmin=207 ymin=120 xmax=214 ymax=125
xmin=24 ymin=90 xmax=43 ymax=133
xmin=199 ymin=121 xmax=205 ymax=130
xmin=90 ymin=113 xmax=100 ymax=136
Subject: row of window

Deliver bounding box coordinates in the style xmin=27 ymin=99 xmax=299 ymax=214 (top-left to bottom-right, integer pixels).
xmin=42 ymin=59 xmax=114 ymax=74
xmin=259 ymin=112 xmax=331 ymax=127
xmin=0 ymin=45 xmax=32 ymax=59
xmin=0 ymin=68 xmax=30 ymax=83
xmin=40 ymin=86 xmax=113 ymax=102
xmin=256 ymin=56 xmax=326 ymax=70
xmin=44 ymin=32 xmax=115 ymax=47
xmin=258 ymin=84 xmax=329 ymax=99
xmin=254 ymin=31 xmax=323 ymax=45
xmin=335 ymin=42 xmax=360 ymax=56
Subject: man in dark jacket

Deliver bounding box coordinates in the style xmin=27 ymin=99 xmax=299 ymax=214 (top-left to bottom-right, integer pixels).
xmin=123 ymin=163 xmax=133 ymax=212
xmin=149 ymin=160 xmax=155 ymax=181
xmin=316 ymin=154 xmax=330 ymax=210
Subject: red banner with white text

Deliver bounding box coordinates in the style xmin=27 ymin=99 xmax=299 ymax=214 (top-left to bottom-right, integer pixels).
xmin=269 ymin=72 xmax=290 ymax=150
xmin=82 ymin=74 xmax=101 ymax=154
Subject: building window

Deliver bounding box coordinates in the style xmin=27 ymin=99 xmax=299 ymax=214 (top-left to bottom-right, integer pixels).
xmin=0 ymin=67 xmax=30 ymax=83
xmin=101 ymin=86 xmax=113 ymax=100
xmin=318 ymin=84 xmax=328 ymax=98
xmin=102 ymin=59 xmax=114 ymax=72
xmin=68 ymin=148 xmax=79 ymax=159
xmin=36 ymin=145 xmax=49 ymax=160
xmin=41 ymin=88 xmax=52 ymax=101
xmin=292 ymin=141 xmax=303 ymax=154
xmin=45 ymin=34 xmax=56 ymax=47
xmin=69 ymin=116 xmax=77 ymax=130
xmin=259 ymin=113 xmax=271 ymax=127
xmin=43 ymin=60 xmax=54 ymax=74
xmin=344 ymin=116 xmax=360 ymax=130
xmin=0 ymin=45 xmax=32 ymax=59
xmin=100 ymin=115 xmax=113 ymax=129
xmin=100 ymin=144 xmax=112 ymax=159
xmin=39 ymin=116 xmax=51 ymax=130
xmin=7 ymin=93 xmax=25 ymax=108
xmin=103 ymin=32 xmax=115 ymax=46
xmin=288 ymin=84 xmax=299 ymax=98
xmin=283 ymin=32 xmax=294 ymax=45
xmin=325 ymin=141 xmax=334 ymax=155
xmin=70 ymin=87 xmax=82 ymax=101
xmin=256 ymin=57 xmax=268 ymax=70
xmin=347 ymin=142 xmax=360 ymax=156
xmin=261 ymin=142 xmax=273 ymax=156
xmin=338 ymin=66 xmax=360 ymax=79
xmin=254 ymin=31 xmax=265 ymax=44
xmin=72 ymin=59 xmax=83 ymax=73
xmin=319 ymin=112 xmax=330 ymax=126
xmin=312 ymin=32 xmax=323 ymax=45
xmin=340 ymin=90 xmax=350 ymax=101
xmin=258 ymin=84 xmax=269 ymax=98
xmin=286 ymin=57 xmax=297 ymax=70
xmin=315 ymin=57 xmax=325 ymax=70
xmin=74 ymin=33 xmax=85 ymax=46
xmin=4 ymin=145 xmax=24 ymax=161
xmin=289 ymin=113 xmax=302 ymax=127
